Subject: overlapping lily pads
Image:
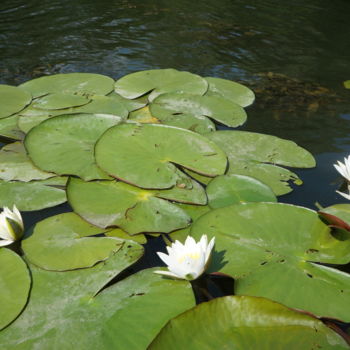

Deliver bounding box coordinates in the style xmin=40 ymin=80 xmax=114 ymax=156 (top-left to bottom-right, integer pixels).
xmin=115 ymin=69 xmax=208 ymax=101
xmin=189 ymin=130 xmax=315 ymax=195
xmin=0 ymin=115 xmax=24 ymax=141
xmin=0 ymin=248 xmax=31 ymax=330
xmin=20 ymin=73 xmax=115 ymax=98
xmin=0 ymin=85 xmax=32 ymax=119
xmin=32 ymin=93 xmax=90 ymax=110
xmin=67 ymin=178 xmax=192 ymax=234
xmin=0 ymin=142 xmax=54 ymax=182
xmin=150 ymin=92 xmax=247 ymax=128
xmin=22 ymin=212 xmax=124 ymax=271
xmin=190 ymin=202 xmax=350 ymax=320
xmin=0 ymin=177 xmax=67 ymax=211
xmin=206 ymin=174 xmax=277 ymax=208
xmin=149 ymin=296 xmax=349 ymax=349
xmin=0 ymin=257 xmax=195 ymax=349
xmin=24 ymin=113 xmax=123 ymax=180
xmin=95 ymin=123 xmax=227 ymax=189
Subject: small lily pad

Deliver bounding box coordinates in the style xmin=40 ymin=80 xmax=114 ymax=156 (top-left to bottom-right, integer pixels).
xmin=95 ymin=123 xmax=227 ymax=189
xmin=0 ymin=177 xmax=67 ymax=211
xmin=150 ymin=92 xmax=247 ymax=128
xmin=108 ymin=92 xmax=147 ymax=112
xmin=344 ymin=80 xmax=350 ymax=89
xmin=67 ymin=178 xmax=191 ymax=234
xmin=205 ymin=77 xmax=255 ymax=107
xmin=129 ymin=106 xmax=160 ymax=124
xmin=0 ymin=142 xmax=55 ymax=182
xmin=20 ymin=73 xmax=115 ymax=98
xmin=0 ymin=85 xmax=32 ymax=119
xmin=115 ymin=69 xmax=208 ymax=101
xmin=32 ymin=93 xmax=90 ymax=110
xmin=207 ymin=174 xmax=277 ymax=208
xmin=0 ymin=248 xmax=31 ymax=330
xmin=24 ymin=113 xmax=122 ymax=180
xmin=22 ymin=212 xmax=124 ymax=271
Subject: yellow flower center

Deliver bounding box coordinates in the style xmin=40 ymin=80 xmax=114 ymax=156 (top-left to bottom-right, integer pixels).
xmin=177 ymin=252 xmax=200 ymax=263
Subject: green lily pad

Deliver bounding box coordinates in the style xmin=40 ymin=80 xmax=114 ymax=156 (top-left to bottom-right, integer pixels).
xmin=0 ymin=258 xmax=195 ymax=350
xmin=0 ymin=142 xmax=54 ymax=182
xmin=202 ymin=130 xmax=315 ymax=195
xmin=206 ymin=174 xmax=277 ymax=208
xmin=67 ymin=178 xmax=191 ymax=234
xmin=25 ymin=113 xmax=123 ymax=180
xmin=32 ymin=93 xmax=90 ymax=110
xmin=0 ymin=85 xmax=32 ymax=119
xmin=108 ymin=92 xmax=147 ymax=112
xmin=150 ymin=92 xmax=247 ymax=128
xmin=0 ymin=115 xmax=25 ymax=141
xmin=205 ymin=77 xmax=255 ymax=107
xmin=95 ymin=123 xmax=227 ymax=189
xmin=0 ymin=177 xmax=67 ymax=211
xmin=22 ymin=213 xmax=124 ymax=271
xmin=190 ymin=202 xmax=350 ymax=320
xmin=17 ymin=95 xmax=129 ymax=133
xmin=106 ymin=228 xmax=147 ymax=244
xmin=20 ymin=73 xmax=115 ymax=98
xmin=115 ymin=69 xmax=208 ymax=101
xmin=344 ymin=80 xmax=350 ymax=89
xmin=0 ymin=248 xmax=31 ymax=330
xmin=149 ymin=296 xmax=349 ymax=350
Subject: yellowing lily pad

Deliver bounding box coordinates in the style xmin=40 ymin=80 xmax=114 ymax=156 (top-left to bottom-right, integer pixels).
xmin=24 ymin=113 xmax=122 ymax=180
xmin=32 ymin=93 xmax=90 ymax=110
xmin=95 ymin=123 xmax=227 ymax=189
xmin=0 ymin=142 xmax=55 ymax=182
xmin=0 ymin=85 xmax=32 ymax=119
xmin=205 ymin=77 xmax=255 ymax=107
xmin=150 ymin=92 xmax=247 ymax=128
xmin=0 ymin=249 xmax=31 ymax=330
xmin=67 ymin=178 xmax=192 ymax=234
xmin=115 ymin=69 xmax=208 ymax=101
xmin=22 ymin=212 xmax=124 ymax=271
xmin=20 ymin=73 xmax=115 ymax=98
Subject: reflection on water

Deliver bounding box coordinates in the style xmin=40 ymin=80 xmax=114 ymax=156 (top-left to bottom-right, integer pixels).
xmin=1 ymin=0 xmax=350 ymax=207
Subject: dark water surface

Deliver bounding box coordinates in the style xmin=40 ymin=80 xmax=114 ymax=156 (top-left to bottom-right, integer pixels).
xmin=1 ymin=0 xmax=350 ymax=210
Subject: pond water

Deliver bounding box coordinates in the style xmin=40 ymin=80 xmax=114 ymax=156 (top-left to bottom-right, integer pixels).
xmin=1 ymin=0 xmax=350 ymax=211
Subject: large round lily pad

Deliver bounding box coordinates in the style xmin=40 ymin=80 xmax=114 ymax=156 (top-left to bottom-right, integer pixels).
xmin=205 ymin=77 xmax=255 ymax=107
xmin=150 ymin=92 xmax=247 ymax=128
xmin=24 ymin=113 xmax=123 ymax=180
xmin=67 ymin=178 xmax=192 ymax=234
xmin=0 ymin=85 xmax=32 ymax=119
xmin=22 ymin=212 xmax=124 ymax=271
xmin=20 ymin=73 xmax=115 ymax=98
xmin=203 ymin=130 xmax=316 ymax=195
xmin=206 ymin=174 xmax=277 ymax=208
xmin=95 ymin=123 xmax=227 ymax=189
xmin=0 ymin=142 xmax=54 ymax=182
xmin=0 ymin=256 xmax=195 ymax=350
xmin=0 ymin=248 xmax=31 ymax=330
xmin=149 ymin=296 xmax=350 ymax=350
xmin=0 ymin=177 xmax=67 ymax=211
xmin=115 ymin=69 xmax=208 ymax=101
xmin=190 ymin=202 xmax=350 ymax=321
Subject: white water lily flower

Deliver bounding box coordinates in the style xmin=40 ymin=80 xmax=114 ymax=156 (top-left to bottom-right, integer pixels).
xmin=154 ymin=234 xmax=215 ymax=281
xmin=334 ymin=156 xmax=350 ymax=182
xmin=336 ymin=184 xmax=350 ymax=200
xmin=0 ymin=205 xmax=24 ymax=247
